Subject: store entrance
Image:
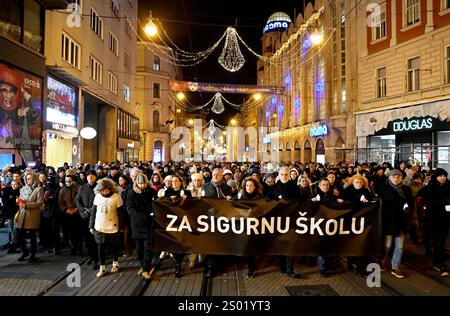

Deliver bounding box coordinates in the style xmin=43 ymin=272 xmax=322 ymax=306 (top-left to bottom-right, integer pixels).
xmin=396 ymin=133 xmax=432 ymax=166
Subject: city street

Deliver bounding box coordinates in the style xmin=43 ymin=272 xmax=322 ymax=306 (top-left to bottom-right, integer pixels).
xmin=1 ymin=226 xmax=448 ymax=296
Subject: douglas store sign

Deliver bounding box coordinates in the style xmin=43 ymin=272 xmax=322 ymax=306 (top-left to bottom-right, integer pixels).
xmin=387 ymin=116 xmax=448 ymax=134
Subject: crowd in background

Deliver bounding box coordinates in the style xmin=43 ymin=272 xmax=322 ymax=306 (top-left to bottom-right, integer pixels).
xmin=0 ymin=159 xmax=448 ymax=279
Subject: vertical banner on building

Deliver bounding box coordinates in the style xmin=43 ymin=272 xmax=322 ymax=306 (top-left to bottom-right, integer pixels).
xmin=0 ymin=63 xmax=42 ymax=164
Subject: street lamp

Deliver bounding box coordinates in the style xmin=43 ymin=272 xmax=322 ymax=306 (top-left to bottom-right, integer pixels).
xmin=230 ymin=119 xmax=237 ymax=126
xmin=177 ymin=91 xmax=185 ymax=101
xmin=79 ymin=127 xmax=97 ymax=140
xmin=310 ymin=28 xmax=323 ymax=45
xmin=253 ymin=93 xmax=262 ymax=101
xmin=144 ymin=11 xmax=158 ymax=37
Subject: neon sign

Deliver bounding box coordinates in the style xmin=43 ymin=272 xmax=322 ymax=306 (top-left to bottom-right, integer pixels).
xmin=263 ymin=21 xmax=290 ymax=34
xmin=393 ymin=118 xmax=433 ymax=132
xmin=310 ymin=124 xmax=328 ymax=137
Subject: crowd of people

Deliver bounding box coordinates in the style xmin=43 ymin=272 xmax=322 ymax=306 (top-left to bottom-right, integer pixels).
xmin=0 ymin=159 xmax=448 ymax=280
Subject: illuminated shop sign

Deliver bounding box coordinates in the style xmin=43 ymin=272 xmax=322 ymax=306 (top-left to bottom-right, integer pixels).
xmin=393 ymin=117 xmax=433 ymax=132
xmin=263 ymin=21 xmax=290 ymax=34
xmin=310 ymin=124 xmax=328 ymax=137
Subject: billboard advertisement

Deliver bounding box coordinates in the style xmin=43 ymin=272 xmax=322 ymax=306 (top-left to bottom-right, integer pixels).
xmin=0 ymin=63 xmax=42 ymax=164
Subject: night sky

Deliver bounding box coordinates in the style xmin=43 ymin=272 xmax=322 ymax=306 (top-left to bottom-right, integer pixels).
xmin=138 ymin=0 xmax=314 ymax=124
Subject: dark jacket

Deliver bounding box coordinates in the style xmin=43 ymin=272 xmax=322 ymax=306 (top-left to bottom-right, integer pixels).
xmin=121 ymin=183 xmax=133 ymax=226
xmin=43 ymin=185 xmax=59 ymax=218
xmin=59 ymin=183 xmax=80 ymax=214
xmin=1 ymin=185 xmax=20 ymax=219
xmin=126 ymin=184 xmax=157 ymax=240
xmin=380 ymin=182 xmax=413 ymax=236
xmin=417 ymin=179 xmax=450 ymax=226
xmin=263 ymin=183 xmax=282 ymax=201
xmin=76 ymin=183 xmax=96 ymax=220
xmin=202 ymin=181 xmax=233 ymax=199
xmin=313 ymin=187 xmax=338 ymax=202
xmin=277 ymin=180 xmax=300 ymax=200
xmin=298 ymin=186 xmax=313 ymax=201
xmin=343 ymin=186 xmax=373 ymax=204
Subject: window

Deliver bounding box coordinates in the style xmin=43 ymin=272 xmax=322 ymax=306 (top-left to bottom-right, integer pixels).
xmin=153 ymin=82 xmax=160 ymax=98
xmin=153 ymin=110 xmax=160 ymax=132
xmin=90 ymin=7 xmax=103 ymax=39
xmin=405 ymin=0 xmax=420 ymax=26
xmin=372 ymin=5 xmax=386 ymax=41
xmin=123 ymin=84 xmax=130 ymax=102
xmin=443 ymin=0 xmax=450 ymax=10
xmin=109 ymin=32 xmax=119 ymax=56
xmin=153 ymin=56 xmax=161 ymax=71
xmin=124 ymin=15 xmax=132 ymax=37
xmin=89 ymin=55 xmax=102 ymax=83
xmin=70 ymin=0 xmax=82 ymax=13
xmin=110 ymin=0 xmax=119 ymax=18
xmin=407 ymin=57 xmax=420 ymax=91
xmin=61 ymin=32 xmax=81 ymax=69
xmin=0 ymin=0 xmax=45 ymax=53
xmin=108 ymin=72 xmax=118 ymax=94
xmin=124 ymin=51 xmax=131 ymax=70
xmin=376 ymin=67 xmax=387 ymax=98
xmin=446 ymin=46 xmax=450 ymax=84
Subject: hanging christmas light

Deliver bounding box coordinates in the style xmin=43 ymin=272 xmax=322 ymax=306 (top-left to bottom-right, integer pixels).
xmin=219 ymin=27 xmax=245 ymax=72
xmin=211 ymin=93 xmax=225 ymax=114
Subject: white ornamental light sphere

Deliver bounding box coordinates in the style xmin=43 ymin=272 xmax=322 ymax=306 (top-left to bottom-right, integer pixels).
xmin=80 ymin=127 xmax=97 ymax=140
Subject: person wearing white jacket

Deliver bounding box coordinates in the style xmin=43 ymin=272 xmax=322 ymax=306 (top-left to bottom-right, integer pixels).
xmin=89 ymin=179 xmax=124 ymax=277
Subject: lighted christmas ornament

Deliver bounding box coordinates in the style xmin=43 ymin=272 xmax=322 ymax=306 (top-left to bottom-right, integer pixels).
xmin=211 ymin=93 xmax=225 ymax=114
xmin=219 ymin=27 xmax=245 ymax=72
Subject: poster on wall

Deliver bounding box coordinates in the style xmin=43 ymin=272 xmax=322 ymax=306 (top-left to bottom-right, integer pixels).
xmin=0 ymin=63 xmax=42 ymax=164
xmin=47 ymin=76 xmax=76 ymax=127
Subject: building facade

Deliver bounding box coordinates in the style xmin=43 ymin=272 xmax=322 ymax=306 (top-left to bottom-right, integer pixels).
xmin=135 ymin=41 xmax=181 ymax=162
xmin=252 ymin=0 xmax=358 ymax=165
xmin=0 ymin=0 xmax=68 ymax=168
xmin=356 ymin=0 xmax=450 ymax=170
xmin=44 ymin=0 xmax=139 ymax=166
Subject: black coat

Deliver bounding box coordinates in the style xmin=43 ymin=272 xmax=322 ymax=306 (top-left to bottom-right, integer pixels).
xmin=380 ymin=183 xmax=413 ymax=236
xmin=1 ymin=186 xmax=20 ymax=219
xmin=43 ymin=187 xmax=59 ymax=218
xmin=263 ymin=183 xmax=282 ymax=201
xmin=126 ymin=186 xmax=157 ymax=240
xmin=417 ymin=180 xmax=450 ymax=227
xmin=298 ymin=186 xmax=313 ymax=201
xmin=313 ymin=186 xmax=338 ymax=202
xmin=202 ymin=181 xmax=233 ymax=199
xmin=76 ymin=183 xmax=96 ymax=220
xmin=276 ymin=180 xmax=300 ymax=200
xmin=121 ymin=183 xmax=133 ymax=226
xmin=343 ymin=186 xmax=373 ymax=203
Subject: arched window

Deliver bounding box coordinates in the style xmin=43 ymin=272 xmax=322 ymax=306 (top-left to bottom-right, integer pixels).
xmin=153 ymin=140 xmax=163 ymax=162
xmin=304 ymin=139 xmax=312 ymax=163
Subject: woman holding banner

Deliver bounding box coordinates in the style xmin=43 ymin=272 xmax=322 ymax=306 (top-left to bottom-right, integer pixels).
xmin=126 ymin=174 xmax=157 ymax=280
xmin=186 ymin=173 xmax=205 ymax=269
xmin=163 ymin=174 xmax=187 ymax=277
xmin=233 ymin=177 xmax=263 ymax=277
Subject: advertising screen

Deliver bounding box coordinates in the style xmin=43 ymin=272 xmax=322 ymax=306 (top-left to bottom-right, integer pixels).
xmin=46 ymin=76 xmax=76 ymax=126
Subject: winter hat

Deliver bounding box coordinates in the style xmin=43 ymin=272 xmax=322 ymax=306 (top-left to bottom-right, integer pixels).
xmin=136 ymin=174 xmax=149 ymax=184
xmin=388 ymin=169 xmax=403 ymax=177
xmin=94 ymin=178 xmax=119 ymax=194
xmin=223 ymin=169 xmax=233 ymax=177
xmin=434 ymin=168 xmax=448 ymax=178
xmin=227 ymin=179 xmax=237 ymax=188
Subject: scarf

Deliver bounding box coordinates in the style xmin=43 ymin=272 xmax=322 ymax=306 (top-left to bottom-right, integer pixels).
xmin=389 ymin=181 xmax=405 ymax=200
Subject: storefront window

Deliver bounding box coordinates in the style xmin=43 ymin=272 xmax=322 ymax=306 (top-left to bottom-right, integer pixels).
xmin=367 ymin=135 xmax=396 ymax=165
xmin=437 ymin=131 xmax=450 ymax=171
